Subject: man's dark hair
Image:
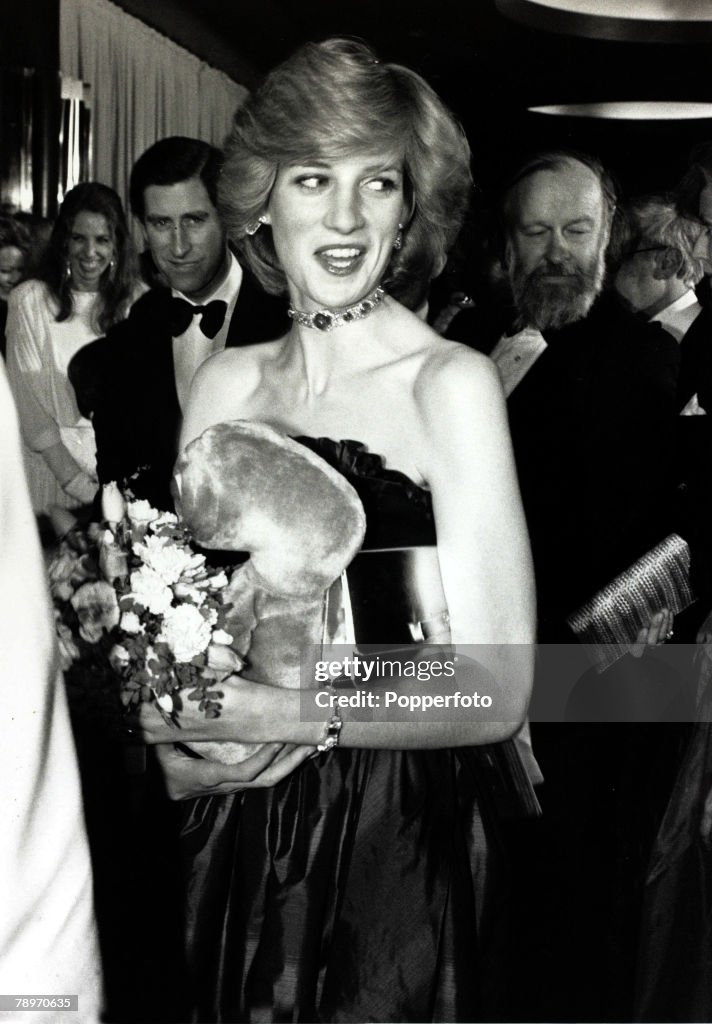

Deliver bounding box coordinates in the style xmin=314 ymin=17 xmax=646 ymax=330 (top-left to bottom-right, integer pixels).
xmin=129 ymin=136 xmax=224 ymax=222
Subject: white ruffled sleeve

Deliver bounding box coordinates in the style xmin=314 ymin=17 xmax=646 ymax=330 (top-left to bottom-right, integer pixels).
xmin=5 ymin=281 xmax=62 ymax=452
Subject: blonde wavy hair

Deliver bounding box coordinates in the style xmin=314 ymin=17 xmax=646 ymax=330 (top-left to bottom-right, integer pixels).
xmin=218 ymin=38 xmax=473 ymax=310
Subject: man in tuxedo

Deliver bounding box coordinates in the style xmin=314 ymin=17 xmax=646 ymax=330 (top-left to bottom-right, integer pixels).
xmin=71 ymin=136 xmax=289 ymax=511
xmin=614 ymin=195 xmax=712 ymax=605
xmin=451 ymin=152 xmax=680 ymax=638
xmin=67 ymin=139 xmax=288 ymax=1019
xmin=614 ymin=194 xmax=711 ymax=412
xmin=446 ymin=152 xmax=682 ymax=1021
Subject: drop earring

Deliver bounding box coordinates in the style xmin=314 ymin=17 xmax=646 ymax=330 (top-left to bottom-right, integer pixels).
xmin=393 ymin=223 xmax=403 ymax=251
xmin=246 ymin=214 xmax=269 ymax=236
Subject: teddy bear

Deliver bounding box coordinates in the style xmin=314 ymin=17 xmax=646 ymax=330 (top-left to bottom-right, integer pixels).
xmin=173 ymin=420 xmax=366 ymax=764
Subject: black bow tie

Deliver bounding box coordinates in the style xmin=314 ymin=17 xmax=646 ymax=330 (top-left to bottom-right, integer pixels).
xmin=169 ymin=297 xmax=228 ymax=340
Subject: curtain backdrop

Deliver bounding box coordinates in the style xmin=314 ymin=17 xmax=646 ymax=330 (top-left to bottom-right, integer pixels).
xmin=59 ymin=0 xmax=248 ymax=221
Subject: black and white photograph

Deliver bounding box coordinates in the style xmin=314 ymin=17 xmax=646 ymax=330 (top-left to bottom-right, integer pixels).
xmin=3 ymin=2 xmax=712 ymax=1022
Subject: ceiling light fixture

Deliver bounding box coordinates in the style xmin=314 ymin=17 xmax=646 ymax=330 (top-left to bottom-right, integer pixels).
xmin=497 ymin=0 xmax=712 ymax=43
xmin=529 ymin=101 xmax=712 ymax=120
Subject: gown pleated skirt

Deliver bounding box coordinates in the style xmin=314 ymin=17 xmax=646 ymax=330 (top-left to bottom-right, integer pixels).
xmin=179 ymin=746 xmax=501 ymax=1023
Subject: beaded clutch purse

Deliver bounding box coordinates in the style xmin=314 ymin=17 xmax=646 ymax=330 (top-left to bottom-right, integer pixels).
xmin=566 ymin=533 xmax=696 ymax=672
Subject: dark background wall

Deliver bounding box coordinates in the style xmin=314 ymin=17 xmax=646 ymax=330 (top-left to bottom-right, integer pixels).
xmin=110 ymin=0 xmax=712 ymax=196
xmin=1 ymin=0 xmax=60 ymax=215
xmin=1 ymin=0 xmax=59 ymax=69
xmin=4 ymin=0 xmax=712 ymax=217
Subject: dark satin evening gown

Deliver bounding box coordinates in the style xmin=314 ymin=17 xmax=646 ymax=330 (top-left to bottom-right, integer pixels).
xmin=178 ymin=439 xmax=507 ymax=1023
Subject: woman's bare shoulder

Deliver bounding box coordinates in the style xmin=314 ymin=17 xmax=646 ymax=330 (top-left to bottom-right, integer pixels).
xmin=183 ymin=339 xmax=287 ymax=446
xmin=193 ymin=338 xmax=286 ymax=394
xmin=408 ymin=330 xmax=507 ymax=473
xmin=416 ymin=332 xmax=499 ymax=400
xmin=390 ymin=303 xmax=493 ymax=371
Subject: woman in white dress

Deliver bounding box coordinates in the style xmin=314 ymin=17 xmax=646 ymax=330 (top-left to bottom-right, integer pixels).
xmin=6 ymin=182 xmax=140 ymax=515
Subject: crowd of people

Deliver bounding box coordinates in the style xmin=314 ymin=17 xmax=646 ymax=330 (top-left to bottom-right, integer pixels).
xmin=4 ymin=34 xmax=712 ymax=1024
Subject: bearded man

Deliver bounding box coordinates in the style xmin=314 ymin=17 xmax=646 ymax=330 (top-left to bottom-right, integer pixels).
xmin=446 ymin=152 xmax=683 ymax=1021
xmin=452 ymin=151 xmax=680 ymax=637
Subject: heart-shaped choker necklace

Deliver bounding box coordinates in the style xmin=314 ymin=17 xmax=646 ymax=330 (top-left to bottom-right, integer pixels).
xmin=288 ymin=286 xmax=385 ymax=332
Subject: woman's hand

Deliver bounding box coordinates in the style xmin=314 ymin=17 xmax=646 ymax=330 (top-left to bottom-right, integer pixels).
xmin=154 ymin=741 xmax=316 ymax=800
xmin=630 ymin=608 xmax=674 ymax=658
xmin=138 ymin=675 xmax=290 ymax=746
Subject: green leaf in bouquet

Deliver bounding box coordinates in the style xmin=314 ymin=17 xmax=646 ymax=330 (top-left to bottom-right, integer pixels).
xmin=174 ymin=663 xmax=197 ymax=687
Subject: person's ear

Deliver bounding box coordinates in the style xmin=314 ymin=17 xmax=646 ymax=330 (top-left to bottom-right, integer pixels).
xmin=654 ymin=247 xmax=682 ymax=280
xmin=400 ymin=181 xmax=416 ymax=229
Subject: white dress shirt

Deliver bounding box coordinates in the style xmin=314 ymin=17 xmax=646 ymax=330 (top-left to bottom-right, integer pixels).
xmin=651 ymin=288 xmax=702 ymax=344
xmin=651 ymin=289 xmax=705 ymax=415
xmin=489 ymin=326 xmax=548 ymax=397
xmin=171 ymin=251 xmax=243 ymax=411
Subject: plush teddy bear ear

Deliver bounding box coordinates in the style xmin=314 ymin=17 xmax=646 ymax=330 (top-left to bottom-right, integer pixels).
xmin=177 ymin=420 xmax=366 ymax=596
xmin=173 ymin=449 xmax=221 ymax=543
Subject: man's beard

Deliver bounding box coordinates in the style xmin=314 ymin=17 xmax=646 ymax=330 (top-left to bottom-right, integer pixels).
xmin=508 ymin=249 xmax=606 ymax=331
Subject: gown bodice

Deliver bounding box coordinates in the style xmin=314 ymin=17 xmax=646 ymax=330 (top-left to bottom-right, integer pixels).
xmin=294 ymin=436 xmax=444 ymax=646
xmin=294 ymin=435 xmax=436 ymax=550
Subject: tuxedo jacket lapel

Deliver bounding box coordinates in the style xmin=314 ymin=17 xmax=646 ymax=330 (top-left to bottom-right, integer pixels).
xmin=138 ymin=288 xmax=181 ymax=422
xmin=506 ymin=338 xmax=588 ymax=438
xmin=225 ymin=266 xmax=289 ymax=347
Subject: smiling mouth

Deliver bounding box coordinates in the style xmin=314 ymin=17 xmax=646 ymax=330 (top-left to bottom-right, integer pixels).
xmin=315 ymin=247 xmax=365 ymax=275
xmin=168 ymin=261 xmax=201 ymax=271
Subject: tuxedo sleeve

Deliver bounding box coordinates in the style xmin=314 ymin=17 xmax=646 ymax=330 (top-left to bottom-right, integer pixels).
xmin=581 ymin=321 xmax=679 ymax=586
xmin=68 ymin=319 xmax=136 ymax=488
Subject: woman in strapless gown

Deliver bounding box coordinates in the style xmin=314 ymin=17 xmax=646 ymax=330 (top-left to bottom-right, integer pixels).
xmin=139 ymin=39 xmax=536 ymax=1023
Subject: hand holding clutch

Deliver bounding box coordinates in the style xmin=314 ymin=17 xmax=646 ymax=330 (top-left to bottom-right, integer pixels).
xmin=629 ymin=607 xmax=675 ymax=658
xmin=566 ymin=534 xmax=695 ymax=671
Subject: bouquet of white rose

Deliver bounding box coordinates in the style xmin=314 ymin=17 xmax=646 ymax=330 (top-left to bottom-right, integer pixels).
xmin=49 ymin=483 xmax=240 ymax=733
